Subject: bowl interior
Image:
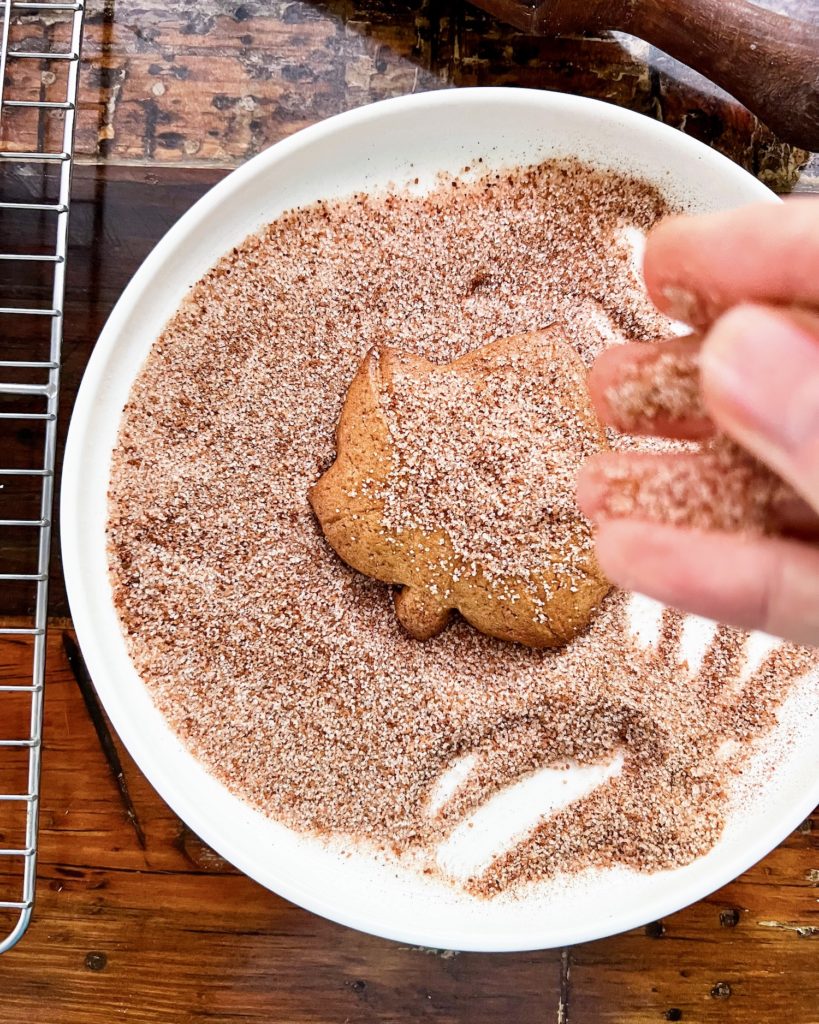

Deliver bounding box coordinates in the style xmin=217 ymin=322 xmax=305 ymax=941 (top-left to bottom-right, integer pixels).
xmin=61 ymin=88 xmax=819 ymax=952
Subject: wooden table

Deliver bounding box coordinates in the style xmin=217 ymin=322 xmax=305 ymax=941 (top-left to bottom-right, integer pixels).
xmin=1 ymin=2 xmax=818 ymax=1021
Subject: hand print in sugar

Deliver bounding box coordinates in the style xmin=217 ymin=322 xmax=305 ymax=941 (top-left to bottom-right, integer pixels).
xmin=419 ymin=594 xmax=817 ymax=896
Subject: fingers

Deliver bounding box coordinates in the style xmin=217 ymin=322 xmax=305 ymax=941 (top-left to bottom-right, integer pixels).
xmin=644 ymin=198 xmax=819 ymax=328
xmin=700 ymin=304 xmax=819 ymax=511
xmin=579 ymin=449 xmax=739 ymax=532
xmin=578 ymin=449 xmax=817 ymax=538
xmin=593 ymin=519 xmax=819 ymax=646
xmin=582 ymin=202 xmax=819 ymax=645
xmin=587 ymin=335 xmax=713 ymax=439
xmin=583 ymin=304 xmax=819 ymax=532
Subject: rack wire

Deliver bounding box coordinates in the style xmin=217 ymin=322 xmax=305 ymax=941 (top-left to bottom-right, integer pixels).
xmin=0 ymin=0 xmax=85 ymax=954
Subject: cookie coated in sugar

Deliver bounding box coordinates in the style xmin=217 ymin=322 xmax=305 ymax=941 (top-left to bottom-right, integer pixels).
xmin=310 ymin=327 xmax=611 ymax=647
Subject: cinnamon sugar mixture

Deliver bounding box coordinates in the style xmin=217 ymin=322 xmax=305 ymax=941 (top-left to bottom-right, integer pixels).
xmin=108 ymin=160 xmax=817 ymax=896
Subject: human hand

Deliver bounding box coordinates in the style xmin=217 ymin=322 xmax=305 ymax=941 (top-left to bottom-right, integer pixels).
xmin=577 ymin=198 xmax=819 ymax=646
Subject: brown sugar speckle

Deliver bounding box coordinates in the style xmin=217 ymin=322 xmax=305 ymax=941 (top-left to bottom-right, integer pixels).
xmin=379 ymin=333 xmax=603 ymax=593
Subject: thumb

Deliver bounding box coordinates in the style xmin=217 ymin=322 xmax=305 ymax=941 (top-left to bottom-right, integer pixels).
xmin=700 ymin=304 xmax=819 ymax=513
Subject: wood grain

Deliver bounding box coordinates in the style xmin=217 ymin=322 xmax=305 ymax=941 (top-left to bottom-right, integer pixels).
xmin=0 ymin=629 xmax=817 ymax=1021
xmin=620 ymin=0 xmax=819 ymax=151
xmin=1 ymin=164 xmax=226 ymax=617
xmin=0 ymin=0 xmax=815 ymax=189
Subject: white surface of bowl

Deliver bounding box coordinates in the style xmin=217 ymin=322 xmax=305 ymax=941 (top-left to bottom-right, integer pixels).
xmin=62 ymin=88 xmax=819 ymax=952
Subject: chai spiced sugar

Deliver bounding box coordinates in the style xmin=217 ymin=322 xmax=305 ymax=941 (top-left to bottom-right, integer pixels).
xmin=108 ymin=160 xmax=818 ymax=896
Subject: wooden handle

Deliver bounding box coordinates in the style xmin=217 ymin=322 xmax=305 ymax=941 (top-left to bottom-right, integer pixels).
xmin=622 ymin=0 xmax=819 ymax=151
xmin=480 ymin=0 xmax=819 ymax=150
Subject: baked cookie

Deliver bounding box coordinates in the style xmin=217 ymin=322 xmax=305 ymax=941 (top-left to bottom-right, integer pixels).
xmin=309 ymin=327 xmax=610 ymax=647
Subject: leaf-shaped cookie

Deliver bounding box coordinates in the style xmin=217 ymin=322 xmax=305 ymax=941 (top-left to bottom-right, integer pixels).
xmin=310 ymin=327 xmax=610 ymax=647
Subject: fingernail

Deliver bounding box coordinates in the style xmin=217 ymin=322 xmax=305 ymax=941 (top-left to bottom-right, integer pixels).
xmin=700 ymin=305 xmax=819 ymax=456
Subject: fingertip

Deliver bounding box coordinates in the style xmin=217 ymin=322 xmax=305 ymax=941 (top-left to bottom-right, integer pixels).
xmin=700 ymin=301 xmax=771 ymax=353
xmin=698 ymin=302 xmax=764 ymax=413
xmin=588 ymin=336 xmax=711 ymax=438
xmin=700 ymin=302 xmax=819 ymax=390
xmin=586 ymin=345 xmax=621 ymax=423
xmin=592 ymin=518 xmax=645 ymax=592
xmin=592 ymin=518 xmax=738 ymax=616
xmin=576 ymin=453 xmax=612 ymax=519
xmin=591 ymin=519 xmax=735 ymax=623
xmin=587 ymin=343 xmax=654 ymax=428
xmin=643 ymin=215 xmax=705 ymax=326
xmin=593 ymin=520 xmax=819 ymax=644
xmin=700 ymin=304 xmax=819 ymax=497
xmin=645 ymin=201 xmax=819 ymax=331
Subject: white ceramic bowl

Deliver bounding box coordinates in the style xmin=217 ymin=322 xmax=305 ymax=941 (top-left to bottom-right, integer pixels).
xmin=62 ymin=88 xmax=819 ymax=952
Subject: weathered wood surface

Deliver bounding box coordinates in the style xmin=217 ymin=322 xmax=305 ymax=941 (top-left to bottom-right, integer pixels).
xmin=0 ymin=0 xmax=816 ymax=188
xmin=0 ymin=630 xmax=817 ymax=1022
xmin=2 ymin=1 xmax=819 ymax=1017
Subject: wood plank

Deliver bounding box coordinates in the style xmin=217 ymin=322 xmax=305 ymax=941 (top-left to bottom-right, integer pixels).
xmin=1 ymin=163 xmax=226 ymax=618
xmin=0 ymin=630 xmax=561 ymax=1023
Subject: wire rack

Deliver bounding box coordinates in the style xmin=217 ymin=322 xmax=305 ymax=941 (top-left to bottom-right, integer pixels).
xmin=0 ymin=0 xmax=85 ymax=954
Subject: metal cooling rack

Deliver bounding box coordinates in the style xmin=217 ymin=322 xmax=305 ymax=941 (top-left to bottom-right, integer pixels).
xmin=0 ymin=0 xmax=85 ymax=954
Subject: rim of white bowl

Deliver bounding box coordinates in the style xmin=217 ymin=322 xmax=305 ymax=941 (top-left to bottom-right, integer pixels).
xmin=62 ymin=88 xmax=817 ymax=953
